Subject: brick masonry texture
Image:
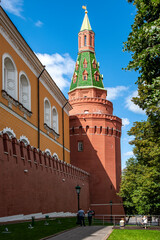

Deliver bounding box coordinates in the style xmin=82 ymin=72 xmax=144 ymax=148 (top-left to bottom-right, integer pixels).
xmin=0 ymin=134 xmax=90 ymax=217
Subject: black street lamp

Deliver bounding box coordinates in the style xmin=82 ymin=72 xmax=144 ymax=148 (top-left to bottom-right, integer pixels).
xmin=75 ymin=185 xmax=81 ymax=211
xmin=110 ymin=201 xmax=113 ymax=223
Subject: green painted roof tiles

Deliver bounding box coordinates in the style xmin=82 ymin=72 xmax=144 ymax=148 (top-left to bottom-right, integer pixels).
xmin=69 ymin=51 xmax=104 ymax=91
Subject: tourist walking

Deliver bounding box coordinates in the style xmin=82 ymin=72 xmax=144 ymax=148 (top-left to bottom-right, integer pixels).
xmin=77 ymin=208 xmax=86 ymax=226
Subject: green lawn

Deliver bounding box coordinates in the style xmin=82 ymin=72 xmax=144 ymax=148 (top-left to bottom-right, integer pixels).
xmin=108 ymin=229 xmax=160 ymax=240
xmin=0 ymin=217 xmax=77 ymax=240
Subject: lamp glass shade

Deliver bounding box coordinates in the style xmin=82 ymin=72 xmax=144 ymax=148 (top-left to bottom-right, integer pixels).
xmin=75 ymin=185 xmax=81 ymax=194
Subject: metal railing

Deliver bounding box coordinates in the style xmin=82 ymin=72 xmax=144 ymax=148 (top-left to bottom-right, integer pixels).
xmin=92 ymin=215 xmax=160 ymax=226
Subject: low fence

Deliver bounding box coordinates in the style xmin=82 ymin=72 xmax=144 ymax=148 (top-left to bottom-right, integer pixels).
xmin=93 ymin=215 xmax=160 ymax=226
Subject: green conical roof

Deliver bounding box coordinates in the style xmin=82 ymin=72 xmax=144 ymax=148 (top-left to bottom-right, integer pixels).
xmin=80 ymin=11 xmax=92 ymax=31
xmin=69 ymin=52 xmax=104 ymax=92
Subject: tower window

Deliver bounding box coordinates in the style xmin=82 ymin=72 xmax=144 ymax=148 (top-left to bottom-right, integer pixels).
xmin=84 ymin=35 xmax=87 ymax=46
xmin=83 ymin=58 xmax=87 ymax=68
xmin=78 ymin=141 xmax=83 ymax=152
xmin=73 ymin=72 xmax=77 ymax=83
xmin=83 ymin=70 xmax=88 ymax=81
xmin=90 ymin=35 xmax=92 ymax=46
xmin=94 ymin=71 xmax=100 ymax=81
xmin=76 ymin=62 xmax=79 ymax=71
xmin=92 ymin=59 xmax=97 ymax=69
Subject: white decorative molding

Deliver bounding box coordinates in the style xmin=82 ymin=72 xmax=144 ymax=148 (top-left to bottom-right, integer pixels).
xmin=0 ymin=103 xmax=70 ymax=152
xmin=45 ymin=149 xmax=51 ymax=156
xmin=20 ymin=135 xmax=30 ymax=145
xmin=2 ymin=90 xmax=32 ymax=117
xmin=44 ymin=123 xmax=60 ymax=139
xmin=53 ymin=153 xmax=59 ymax=160
xmin=2 ymin=127 xmax=16 ymax=138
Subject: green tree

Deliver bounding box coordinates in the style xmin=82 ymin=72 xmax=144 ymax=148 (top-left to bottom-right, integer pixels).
xmin=119 ymin=0 xmax=160 ymax=214
xmin=119 ymin=121 xmax=160 ymax=215
xmin=124 ymin=0 xmax=160 ymax=135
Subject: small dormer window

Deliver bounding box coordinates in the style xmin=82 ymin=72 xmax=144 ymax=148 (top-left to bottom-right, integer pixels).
xmin=84 ymin=35 xmax=87 ymax=46
xmin=83 ymin=58 xmax=87 ymax=68
xmin=92 ymin=59 xmax=96 ymax=69
xmin=94 ymin=71 xmax=100 ymax=81
xmin=73 ymin=72 xmax=77 ymax=83
xmin=83 ymin=70 xmax=88 ymax=81
xmin=76 ymin=61 xmax=79 ymax=71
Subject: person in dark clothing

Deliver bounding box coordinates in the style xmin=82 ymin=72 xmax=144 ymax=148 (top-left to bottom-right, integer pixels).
xmin=77 ymin=209 xmax=85 ymax=226
xmin=87 ymin=208 xmax=95 ymax=226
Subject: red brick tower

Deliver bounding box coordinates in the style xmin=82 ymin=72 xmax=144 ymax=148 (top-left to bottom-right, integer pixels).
xmin=69 ymin=8 xmax=124 ymax=215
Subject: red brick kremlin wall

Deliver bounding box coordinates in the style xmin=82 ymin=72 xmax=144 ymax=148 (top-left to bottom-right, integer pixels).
xmin=0 ymin=134 xmax=90 ymax=218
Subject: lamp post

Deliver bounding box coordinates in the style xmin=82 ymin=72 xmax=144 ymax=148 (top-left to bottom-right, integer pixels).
xmin=110 ymin=201 xmax=113 ymax=223
xmin=75 ymin=185 xmax=81 ymax=211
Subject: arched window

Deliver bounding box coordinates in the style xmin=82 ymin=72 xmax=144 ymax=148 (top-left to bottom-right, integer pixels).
xmin=52 ymin=107 xmax=58 ymax=133
xmin=90 ymin=35 xmax=92 ymax=46
xmin=20 ymin=135 xmax=30 ymax=146
xmin=3 ymin=54 xmax=17 ymax=99
xmin=19 ymin=72 xmax=31 ymax=110
xmin=2 ymin=127 xmax=16 ymax=138
xmin=44 ymin=98 xmax=51 ymax=127
xmin=84 ymin=35 xmax=87 ymax=46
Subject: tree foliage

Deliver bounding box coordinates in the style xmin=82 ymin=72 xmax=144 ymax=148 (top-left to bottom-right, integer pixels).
xmin=119 ymin=121 xmax=160 ymax=215
xmin=119 ymin=0 xmax=160 ymax=215
xmin=124 ymin=0 xmax=160 ymax=133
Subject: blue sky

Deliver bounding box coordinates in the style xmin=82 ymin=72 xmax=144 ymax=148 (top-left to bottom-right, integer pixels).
xmin=1 ymin=0 xmax=147 ymax=169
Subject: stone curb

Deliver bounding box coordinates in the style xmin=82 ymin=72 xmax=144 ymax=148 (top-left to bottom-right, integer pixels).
xmin=103 ymin=226 xmax=113 ymax=240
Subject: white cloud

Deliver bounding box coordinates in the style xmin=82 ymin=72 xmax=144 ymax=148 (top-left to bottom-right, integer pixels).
xmin=35 ymin=20 xmax=43 ymax=27
xmin=106 ymin=86 xmax=128 ymax=100
xmin=122 ymin=118 xmax=130 ymax=127
xmin=36 ymin=53 xmax=75 ymax=91
xmin=1 ymin=0 xmax=24 ymax=17
xmin=125 ymin=91 xmax=145 ymax=114
xmin=123 ymin=151 xmax=134 ymax=157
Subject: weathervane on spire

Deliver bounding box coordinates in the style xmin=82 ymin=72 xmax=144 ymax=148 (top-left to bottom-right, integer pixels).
xmin=82 ymin=5 xmax=88 ymax=14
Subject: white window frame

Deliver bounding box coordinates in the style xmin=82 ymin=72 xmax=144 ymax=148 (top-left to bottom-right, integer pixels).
xmin=44 ymin=98 xmax=51 ymax=127
xmin=52 ymin=106 xmax=59 ymax=134
xmin=19 ymin=71 xmax=31 ymax=111
xmin=2 ymin=53 xmax=18 ymax=100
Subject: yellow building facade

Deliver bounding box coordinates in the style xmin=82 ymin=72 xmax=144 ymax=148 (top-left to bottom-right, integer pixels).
xmin=0 ymin=7 xmax=71 ymax=163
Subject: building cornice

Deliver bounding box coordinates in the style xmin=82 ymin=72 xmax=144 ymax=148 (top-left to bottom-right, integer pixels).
xmin=69 ymin=96 xmax=112 ymax=108
xmin=0 ymin=7 xmax=72 ymax=114
xmin=70 ymin=113 xmax=122 ymax=124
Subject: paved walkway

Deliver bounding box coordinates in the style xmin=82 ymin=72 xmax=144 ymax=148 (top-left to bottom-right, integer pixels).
xmin=45 ymin=226 xmax=113 ymax=240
